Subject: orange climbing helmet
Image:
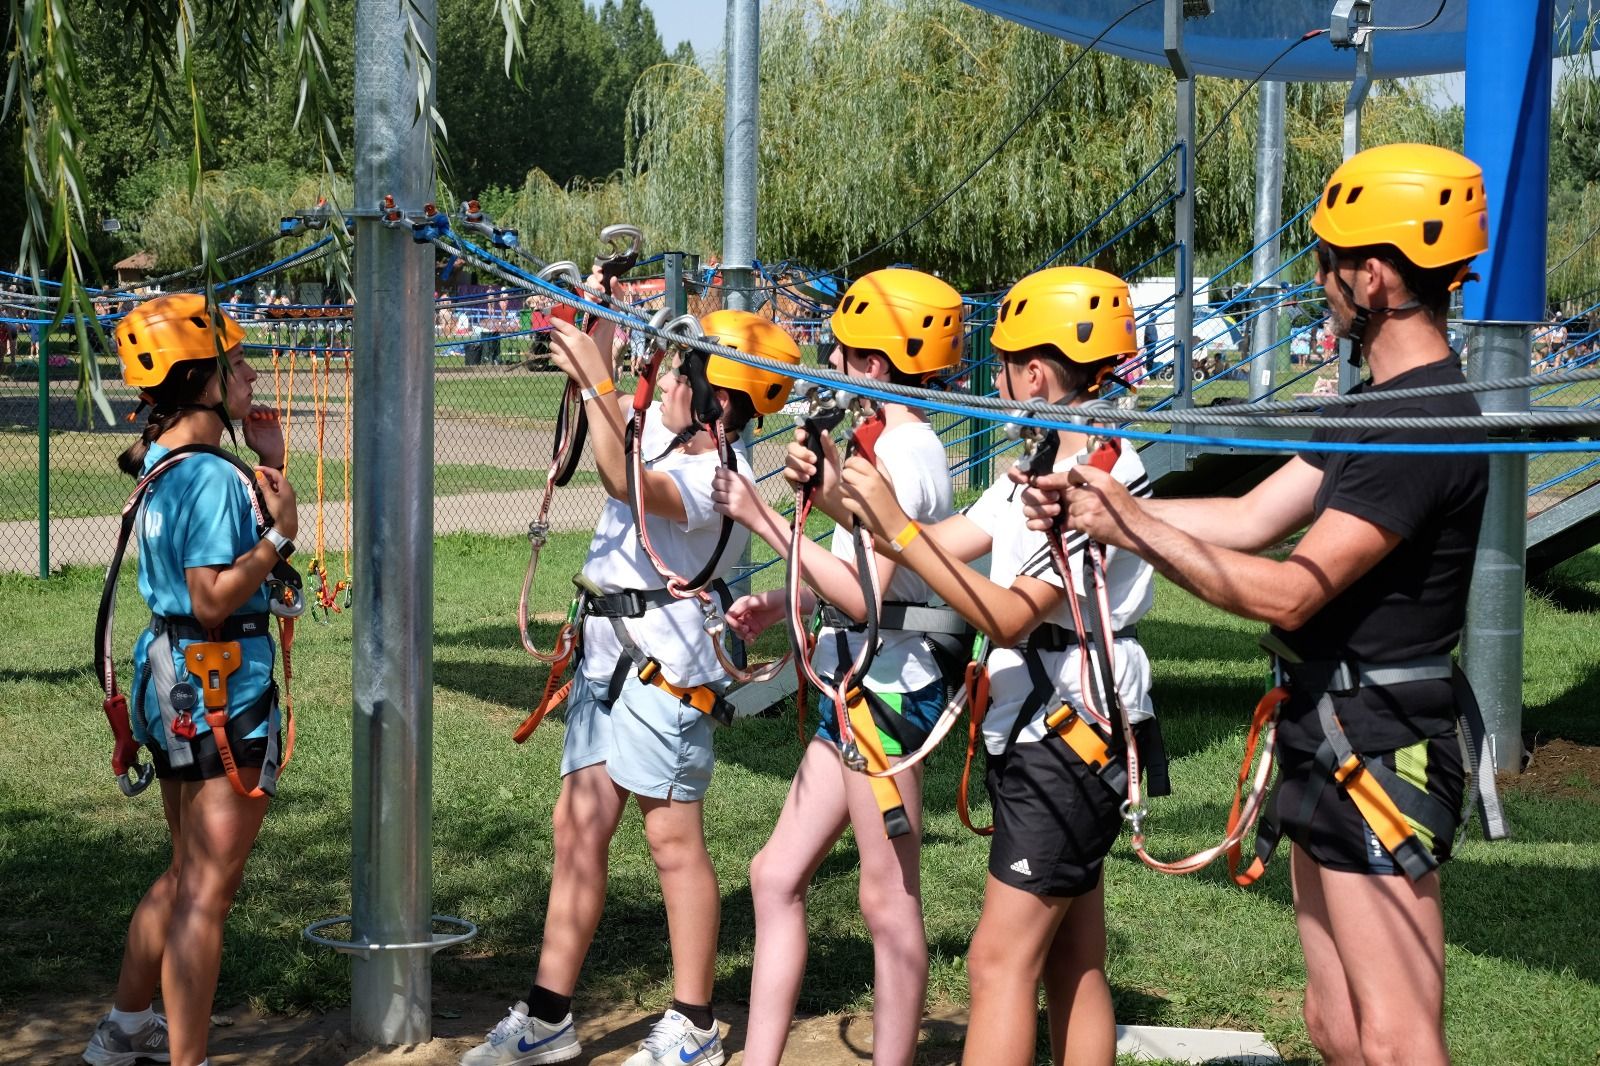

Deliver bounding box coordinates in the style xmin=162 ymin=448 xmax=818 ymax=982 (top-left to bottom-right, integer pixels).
xmin=1310 ymin=143 xmax=1488 ymax=269
xmin=700 ymin=309 xmax=802 ymax=416
xmin=115 ymin=293 xmax=246 ymax=390
xmin=992 ymin=266 xmax=1138 ymax=378
xmin=830 ymin=268 xmax=964 ymax=379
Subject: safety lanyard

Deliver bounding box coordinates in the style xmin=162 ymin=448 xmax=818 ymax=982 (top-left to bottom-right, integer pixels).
xmin=622 ymin=316 xmax=788 ymax=688
xmin=786 ymin=394 xmax=887 ymax=770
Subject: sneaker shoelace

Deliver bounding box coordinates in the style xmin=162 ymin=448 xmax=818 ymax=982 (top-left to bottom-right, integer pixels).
xmin=640 ymin=1014 xmax=692 ymax=1055
xmin=486 ymin=1009 xmax=529 ymax=1045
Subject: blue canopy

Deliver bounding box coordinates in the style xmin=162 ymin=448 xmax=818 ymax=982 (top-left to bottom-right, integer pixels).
xmin=961 ymin=1 xmax=1600 ymax=81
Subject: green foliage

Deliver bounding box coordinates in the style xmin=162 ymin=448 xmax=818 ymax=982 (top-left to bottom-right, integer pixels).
xmin=501 ymin=0 xmax=1458 ymax=289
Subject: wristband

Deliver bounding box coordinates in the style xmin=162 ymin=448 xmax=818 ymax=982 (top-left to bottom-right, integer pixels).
xmin=889 ymin=520 xmax=921 ymax=553
xmin=579 ymin=379 xmax=616 ymax=403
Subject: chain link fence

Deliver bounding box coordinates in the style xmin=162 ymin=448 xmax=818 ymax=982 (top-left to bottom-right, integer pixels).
xmin=5 ymin=305 xmax=1595 ymax=579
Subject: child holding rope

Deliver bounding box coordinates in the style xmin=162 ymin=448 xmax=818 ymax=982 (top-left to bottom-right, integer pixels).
xmin=463 ymin=288 xmax=799 ymax=1066
xmin=839 ymin=267 xmax=1160 ymax=1066
xmin=86 ymin=295 xmax=297 ymax=1066
xmin=709 ymin=269 xmax=965 ymax=1066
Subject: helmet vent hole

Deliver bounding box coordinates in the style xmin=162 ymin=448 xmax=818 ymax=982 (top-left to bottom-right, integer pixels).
xmin=1439 ymin=188 xmax=1452 ymax=206
xmin=1422 ymin=220 xmax=1444 ymax=246
xmin=855 ymin=301 xmax=869 ymax=314
xmin=1112 ymin=296 xmax=1121 ymax=306
xmin=137 ymin=353 xmax=154 ymax=371
xmin=1077 ymin=322 xmax=1094 ymax=344
xmin=190 ymin=317 xmax=208 ymax=329
xmin=999 ymin=300 xmax=1010 ymax=322
xmin=840 ymin=295 xmax=854 ymax=312
xmin=766 ymin=384 xmax=781 ymax=400
xmin=1346 ymin=186 xmax=1363 ymax=205
xmin=1325 ymin=183 xmax=1342 ymax=209
xmin=1466 ymin=186 xmax=1475 ymax=201
xmin=922 ymin=315 xmax=933 ymax=328
xmin=1015 ymin=299 xmax=1028 ymax=315
xmin=1089 ymin=296 xmax=1100 ymax=310
xmin=943 ymin=315 xmax=952 ymax=326
xmin=906 ymin=338 xmax=923 ymax=358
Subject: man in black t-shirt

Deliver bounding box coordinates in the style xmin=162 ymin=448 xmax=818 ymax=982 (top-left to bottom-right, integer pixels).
xmin=1024 ymin=144 xmax=1495 ymax=1066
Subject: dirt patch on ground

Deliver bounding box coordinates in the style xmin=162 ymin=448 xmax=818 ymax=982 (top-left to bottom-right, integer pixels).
xmin=1501 ymin=736 xmax=1600 ymax=800
xmin=3 ymin=997 xmax=971 ymax=1065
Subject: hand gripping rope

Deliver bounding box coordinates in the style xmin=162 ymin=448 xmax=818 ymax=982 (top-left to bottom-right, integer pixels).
xmin=95 ymin=445 xmax=304 ymax=799
xmin=784 ymin=389 xmax=911 ymax=837
xmin=512 ymin=226 xmax=645 ymax=740
xmin=623 ymin=312 xmax=789 ymax=688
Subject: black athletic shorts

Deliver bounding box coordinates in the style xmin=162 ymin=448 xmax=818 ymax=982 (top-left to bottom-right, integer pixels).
xmin=149 ymin=730 xmax=279 ymax=783
xmin=985 ymin=736 xmax=1124 ymax=898
xmin=1273 ymin=722 xmax=1465 ymax=875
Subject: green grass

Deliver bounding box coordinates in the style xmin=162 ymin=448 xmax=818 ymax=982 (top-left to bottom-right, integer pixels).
xmin=2 ymin=535 xmax=1598 ymax=1064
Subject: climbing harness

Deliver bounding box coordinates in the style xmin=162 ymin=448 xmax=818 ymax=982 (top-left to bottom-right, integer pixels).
xmin=1231 ymin=632 xmax=1509 ymax=885
xmin=95 ymin=444 xmax=303 ymax=799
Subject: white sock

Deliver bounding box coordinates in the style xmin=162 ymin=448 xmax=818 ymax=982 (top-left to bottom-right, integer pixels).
xmin=109 ymin=1006 xmax=155 ymax=1030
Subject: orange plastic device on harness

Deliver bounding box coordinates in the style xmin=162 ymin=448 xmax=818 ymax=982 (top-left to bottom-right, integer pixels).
xmin=96 ymin=445 xmax=301 ymax=799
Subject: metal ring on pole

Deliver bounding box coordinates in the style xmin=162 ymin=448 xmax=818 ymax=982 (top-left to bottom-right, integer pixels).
xmin=302 ymin=914 xmax=478 ymax=960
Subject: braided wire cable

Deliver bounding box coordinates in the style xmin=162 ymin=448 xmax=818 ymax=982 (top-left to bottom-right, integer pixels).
xmin=438 ymin=236 xmax=1600 ymax=452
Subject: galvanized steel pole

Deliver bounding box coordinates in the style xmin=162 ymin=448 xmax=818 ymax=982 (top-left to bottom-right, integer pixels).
xmin=1164 ymin=0 xmax=1197 ymax=409
xmin=1460 ymin=0 xmax=1551 ymax=772
xmin=350 ymin=0 xmax=438 ymax=1041
xmin=1337 ymin=33 xmax=1373 ymax=395
xmin=722 ymin=0 xmax=759 ymax=314
xmin=1248 ymin=80 xmax=1285 ymax=401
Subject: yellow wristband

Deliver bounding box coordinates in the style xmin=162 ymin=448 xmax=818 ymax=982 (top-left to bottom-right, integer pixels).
xmin=579 ymin=378 xmax=615 ymax=403
xmin=889 ymin=520 xmax=921 ymax=553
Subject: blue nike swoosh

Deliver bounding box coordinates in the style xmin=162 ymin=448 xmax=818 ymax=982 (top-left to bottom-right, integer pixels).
xmin=517 ymin=1022 xmax=573 ymax=1054
xmin=679 ymin=1035 xmax=719 ymax=1063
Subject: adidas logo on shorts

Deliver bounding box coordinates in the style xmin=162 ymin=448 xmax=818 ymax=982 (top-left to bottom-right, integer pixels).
xmin=1010 ymin=858 xmax=1032 ymax=877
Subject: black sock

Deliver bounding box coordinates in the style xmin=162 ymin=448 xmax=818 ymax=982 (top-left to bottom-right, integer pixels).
xmin=525 ymin=984 xmax=572 ymax=1025
xmin=672 ymin=999 xmax=714 ymax=1031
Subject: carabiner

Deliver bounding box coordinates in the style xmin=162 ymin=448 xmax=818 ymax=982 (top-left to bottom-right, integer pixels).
xmin=597 ymin=223 xmax=644 ymax=271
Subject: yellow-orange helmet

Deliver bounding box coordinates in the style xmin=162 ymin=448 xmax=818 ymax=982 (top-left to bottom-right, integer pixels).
xmin=992 ymin=267 xmax=1137 ymax=371
xmin=115 ymin=293 xmax=245 ymax=390
xmin=700 ymin=309 xmax=801 ymax=416
xmin=830 ymin=268 xmax=963 ymax=378
xmin=1310 ymin=143 xmax=1488 ymax=269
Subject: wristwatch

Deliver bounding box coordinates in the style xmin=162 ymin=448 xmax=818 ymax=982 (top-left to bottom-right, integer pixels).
xmin=262 ymin=527 xmax=296 ymax=561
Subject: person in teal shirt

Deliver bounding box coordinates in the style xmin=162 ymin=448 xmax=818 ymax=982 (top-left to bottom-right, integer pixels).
xmin=85 ymin=294 xmax=299 ymax=1066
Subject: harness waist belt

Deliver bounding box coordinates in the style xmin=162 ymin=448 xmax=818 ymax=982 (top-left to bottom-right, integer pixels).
xmin=152 ymin=613 xmax=273 ymax=642
xmin=581 ymin=586 xmax=679 ymax=619
xmin=819 ymin=602 xmax=972 ymax=636
xmin=1021 ymin=623 xmax=1138 ymax=654
xmin=1282 ymin=654 xmax=1454 ymax=696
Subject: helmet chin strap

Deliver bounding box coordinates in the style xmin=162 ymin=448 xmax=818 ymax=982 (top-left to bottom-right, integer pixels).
xmin=1335 ymin=274 xmax=1420 ymax=368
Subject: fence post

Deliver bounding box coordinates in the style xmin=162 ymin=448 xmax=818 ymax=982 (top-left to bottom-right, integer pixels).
xmin=968 ymin=319 xmax=994 ymax=494
xmin=35 ymin=325 xmax=49 ymax=578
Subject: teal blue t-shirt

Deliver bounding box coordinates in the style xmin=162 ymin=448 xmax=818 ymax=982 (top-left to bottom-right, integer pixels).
xmin=130 ymin=443 xmax=277 ymax=747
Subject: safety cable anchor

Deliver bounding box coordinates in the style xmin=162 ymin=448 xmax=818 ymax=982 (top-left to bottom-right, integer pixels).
xmin=302 ymin=914 xmax=478 ymax=960
xmin=409 ymin=202 xmax=451 ymax=244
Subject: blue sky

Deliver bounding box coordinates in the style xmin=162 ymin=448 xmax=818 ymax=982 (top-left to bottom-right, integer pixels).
xmin=645 ymin=0 xmax=726 ymax=62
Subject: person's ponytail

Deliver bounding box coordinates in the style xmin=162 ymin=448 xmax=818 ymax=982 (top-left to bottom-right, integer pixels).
xmin=115 ymin=359 xmax=219 ymax=478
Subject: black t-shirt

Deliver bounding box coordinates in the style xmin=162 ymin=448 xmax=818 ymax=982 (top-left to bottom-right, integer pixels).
xmin=1272 ymin=357 xmax=1488 ymax=666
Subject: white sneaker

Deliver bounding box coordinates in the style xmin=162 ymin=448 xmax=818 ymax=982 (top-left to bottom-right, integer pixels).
xmin=82 ymin=1013 xmax=170 ymax=1065
xmin=621 ymin=1009 xmax=724 ymax=1066
xmin=459 ymin=1002 xmax=581 ymax=1066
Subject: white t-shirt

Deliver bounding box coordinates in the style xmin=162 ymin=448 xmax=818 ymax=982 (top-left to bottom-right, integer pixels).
xmin=810 ymin=418 xmax=955 ymax=693
xmin=579 ymin=403 xmax=752 ymax=689
xmin=963 ymin=442 xmax=1156 ymax=755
